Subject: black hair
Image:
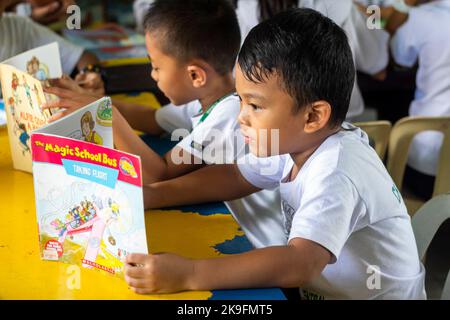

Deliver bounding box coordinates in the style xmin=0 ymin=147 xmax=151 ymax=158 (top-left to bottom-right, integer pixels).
xmin=238 ymin=8 xmax=355 ymax=127
xmin=232 ymin=0 xmax=298 ymax=22
xmin=144 ymin=0 xmax=241 ymax=75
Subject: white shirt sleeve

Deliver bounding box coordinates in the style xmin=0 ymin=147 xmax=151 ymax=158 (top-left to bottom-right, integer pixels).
xmin=390 ymin=12 xmax=419 ymax=68
xmin=19 ymin=15 xmax=84 ymax=74
xmin=176 ymin=97 xmax=242 ymax=164
xmin=238 ymin=153 xmax=288 ymax=190
xmin=235 ymin=0 xmax=259 ymax=44
xmin=154 ymin=101 xmax=199 ymax=133
xmin=133 ymin=0 xmax=154 ymax=33
xmin=350 ymin=5 xmax=389 ymax=74
xmin=289 ymin=171 xmax=366 ymax=263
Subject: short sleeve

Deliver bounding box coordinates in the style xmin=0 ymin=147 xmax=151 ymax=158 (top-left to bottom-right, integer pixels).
xmin=22 ymin=16 xmax=84 ymax=74
xmin=176 ymin=97 xmax=243 ymax=164
xmin=390 ymin=12 xmax=419 ymax=68
xmin=288 ymin=172 xmax=365 ymax=263
xmin=238 ymin=153 xmax=287 ymax=190
xmin=154 ymin=101 xmax=199 ymax=133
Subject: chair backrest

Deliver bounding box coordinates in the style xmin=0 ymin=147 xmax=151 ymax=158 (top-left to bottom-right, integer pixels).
xmin=411 ymin=194 xmax=450 ymax=300
xmin=353 ymin=121 xmax=392 ymax=159
xmin=387 ymin=116 xmax=450 ymax=197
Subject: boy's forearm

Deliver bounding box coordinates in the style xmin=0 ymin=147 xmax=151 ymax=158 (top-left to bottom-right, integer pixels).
xmin=112 ymin=106 xmax=170 ymax=183
xmin=112 ymin=98 xmax=164 ymax=135
xmin=385 ymin=10 xmax=409 ymax=35
xmin=143 ymin=164 xmax=260 ymax=209
xmin=188 ymin=243 xmax=327 ymax=291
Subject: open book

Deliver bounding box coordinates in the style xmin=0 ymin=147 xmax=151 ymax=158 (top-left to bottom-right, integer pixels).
xmin=31 ymin=133 xmax=148 ymax=277
xmin=0 ymin=63 xmax=113 ymax=173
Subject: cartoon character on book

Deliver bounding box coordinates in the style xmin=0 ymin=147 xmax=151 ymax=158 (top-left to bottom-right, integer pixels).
xmin=7 ymin=97 xmax=16 ymax=118
xmin=11 ymin=73 xmax=22 ymax=106
xmin=96 ymin=99 xmax=112 ymax=127
xmin=50 ymin=197 xmax=123 ymax=271
xmin=26 ymin=56 xmax=49 ymax=81
xmin=14 ymin=120 xmax=30 ymax=155
xmin=81 ymin=111 xmax=103 ymax=145
xmin=22 ymin=75 xmax=33 ymax=109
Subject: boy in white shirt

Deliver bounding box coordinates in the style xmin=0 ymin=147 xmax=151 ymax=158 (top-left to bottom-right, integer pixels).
xmin=124 ymin=8 xmax=426 ymax=299
xmin=388 ymin=0 xmax=450 ymax=198
xmin=0 ymin=0 xmax=103 ymax=94
xmin=44 ymin=0 xmax=286 ymax=249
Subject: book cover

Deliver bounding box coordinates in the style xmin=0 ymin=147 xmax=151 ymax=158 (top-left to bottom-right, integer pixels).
xmin=31 ymin=133 xmax=148 ymax=277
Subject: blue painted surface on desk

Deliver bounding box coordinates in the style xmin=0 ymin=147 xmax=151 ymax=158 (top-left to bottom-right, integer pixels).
xmin=141 ymin=133 xmax=286 ymax=300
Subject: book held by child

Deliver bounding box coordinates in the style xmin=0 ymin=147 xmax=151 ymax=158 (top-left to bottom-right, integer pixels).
xmin=31 ymin=133 xmax=148 ymax=277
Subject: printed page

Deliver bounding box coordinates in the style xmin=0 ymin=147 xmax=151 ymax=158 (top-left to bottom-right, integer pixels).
xmin=2 ymin=42 xmax=63 ymax=80
xmin=34 ymin=96 xmax=113 ymax=148
xmin=0 ymin=64 xmax=50 ymax=172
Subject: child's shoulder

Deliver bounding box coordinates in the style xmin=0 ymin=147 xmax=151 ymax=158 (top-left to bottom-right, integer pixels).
xmin=305 ymin=125 xmax=379 ymax=179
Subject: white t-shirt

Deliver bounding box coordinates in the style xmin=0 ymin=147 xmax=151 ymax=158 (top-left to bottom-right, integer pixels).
xmin=235 ymin=0 xmax=389 ymax=119
xmin=391 ymin=0 xmax=450 ymax=176
xmin=0 ymin=13 xmax=83 ymax=75
xmin=354 ymin=0 xmax=397 ymax=6
xmin=238 ymin=124 xmax=426 ymax=299
xmin=155 ymin=96 xmax=286 ymax=248
xmin=133 ymin=0 xmax=153 ymax=33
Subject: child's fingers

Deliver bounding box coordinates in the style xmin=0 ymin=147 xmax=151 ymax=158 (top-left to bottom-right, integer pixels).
xmin=74 ymin=73 xmax=86 ymax=82
xmin=130 ymin=287 xmax=154 ymax=295
xmin=49 ymin=111 xmax=68 ymax=123
xmin=48 ymin=77 xmax=77 ymax=91
xmin=124 ymin=275 xmax=148 ymax=289
xmin=124 ymin=264 xmax=146 ymax=279
xmin=125 ymin=253 xmax=149 ymax=265
xmin=43 ymin=86 xmax=74 ymax=98
xmin=41 ymin=99 xmax=73 ymax=110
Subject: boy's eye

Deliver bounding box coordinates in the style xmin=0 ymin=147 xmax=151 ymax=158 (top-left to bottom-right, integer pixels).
xmin=250 ymin=103 xmax=262 ymax=111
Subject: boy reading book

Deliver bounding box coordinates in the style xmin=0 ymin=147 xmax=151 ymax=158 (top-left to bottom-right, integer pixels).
xmin=123 ymin=9 xmax=426 ymax=299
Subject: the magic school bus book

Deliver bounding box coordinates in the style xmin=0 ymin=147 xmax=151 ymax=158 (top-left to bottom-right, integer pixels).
xmin=31 ymin=133 xmax=148 ymax=277
xmin=0 ymin=63 xmax=113 ymax=173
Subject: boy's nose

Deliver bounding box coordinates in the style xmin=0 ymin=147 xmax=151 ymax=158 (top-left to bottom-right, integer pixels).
xmin=238 ymin=105 xmax=250 ymax=126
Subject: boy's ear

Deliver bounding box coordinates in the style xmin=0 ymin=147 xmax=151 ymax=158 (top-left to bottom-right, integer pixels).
xmin=303 ymin=101 xmax=332 ymax=133
xmin=187 ymin=65 xmax=207 ymax=88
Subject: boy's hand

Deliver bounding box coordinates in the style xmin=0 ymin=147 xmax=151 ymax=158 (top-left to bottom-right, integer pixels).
xmin=30 ymin=0 xmax=75 ymax=24
xmin=124 ymin=253 xmax=195 ymax=294
xmin=41 ymin=83 xmax=100 ymax=122
xmin=75 ymin=71 xmax=105 ymax=97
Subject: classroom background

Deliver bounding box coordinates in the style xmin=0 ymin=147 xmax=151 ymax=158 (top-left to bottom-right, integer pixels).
xmin=0 ymin=0 xmax=449 ymax=300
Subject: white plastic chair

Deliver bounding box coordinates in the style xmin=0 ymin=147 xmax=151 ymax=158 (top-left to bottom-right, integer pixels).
xmin=411 ymin=194 xmax=450 ymax=299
